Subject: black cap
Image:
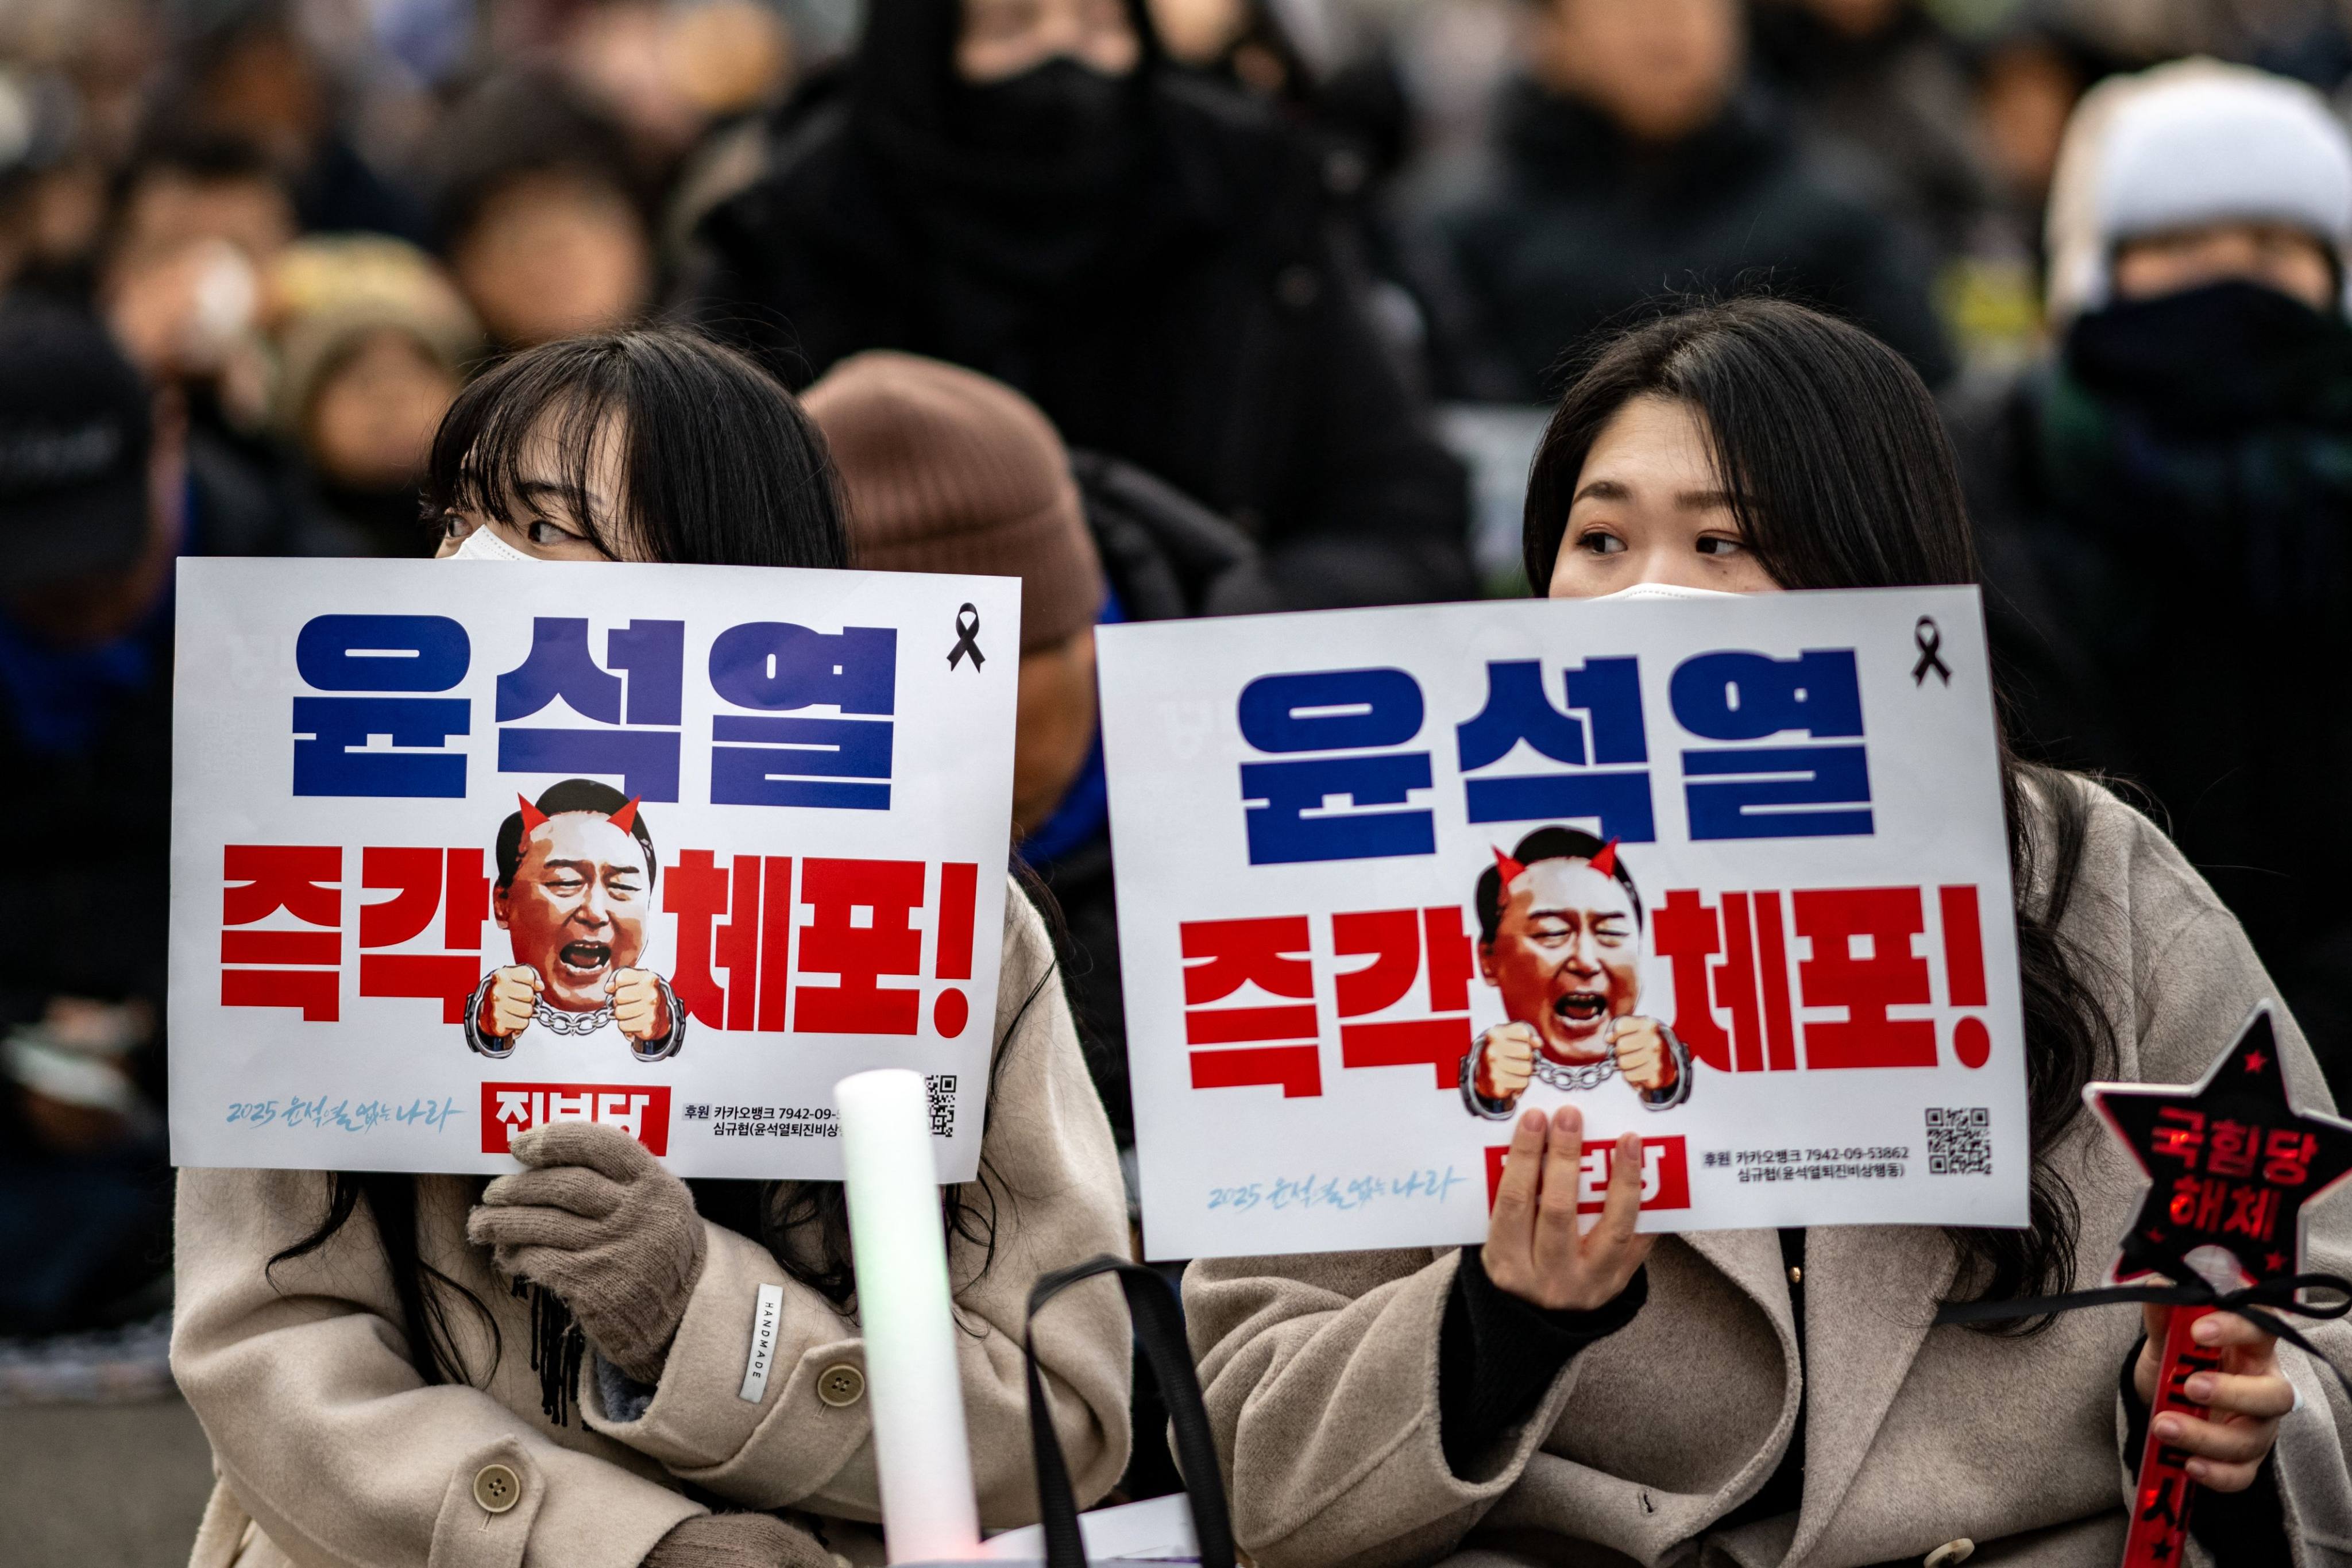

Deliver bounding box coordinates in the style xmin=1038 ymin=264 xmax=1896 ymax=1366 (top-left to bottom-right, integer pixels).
xmin=0 ymin=306 xmax=153 ymax=593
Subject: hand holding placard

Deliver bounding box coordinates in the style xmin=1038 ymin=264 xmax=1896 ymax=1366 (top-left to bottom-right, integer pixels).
xmin=1483 ymin=1106 xmax=1654 ymax=1312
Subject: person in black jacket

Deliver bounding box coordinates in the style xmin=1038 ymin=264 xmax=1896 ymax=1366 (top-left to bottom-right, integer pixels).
xmin=1428 ymin=0 xmax=1951 ymax=400
xmin=0 ymin=303 xmax=354 ymax=1335
xmin=680 ymin=0 xmax=1470 ymax=611
xmin=1951 ymin=61 xmax=2352 ymax=1095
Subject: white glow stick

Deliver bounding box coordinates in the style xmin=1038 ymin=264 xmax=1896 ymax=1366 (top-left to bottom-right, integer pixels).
xmin=836 ymin=1069 xmax=982 ymax=1564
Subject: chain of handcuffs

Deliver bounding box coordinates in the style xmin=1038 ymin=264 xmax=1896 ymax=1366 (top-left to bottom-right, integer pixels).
xmin=532 ymin=999 xmax=615 ymax=1036
xmin=1528 ymin=1053 xmax=1619 ymax=1092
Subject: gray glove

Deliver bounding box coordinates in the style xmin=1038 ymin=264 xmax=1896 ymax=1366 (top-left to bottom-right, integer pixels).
xmin=642 ymin=1513 xmax=837 ymax=1568
xmin=468 ymin=1121 xmax=707 ymax=1382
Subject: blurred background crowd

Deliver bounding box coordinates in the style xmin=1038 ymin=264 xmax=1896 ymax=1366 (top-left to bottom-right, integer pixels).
xmin=9 ymin=0 xmax=2352 ymax=1529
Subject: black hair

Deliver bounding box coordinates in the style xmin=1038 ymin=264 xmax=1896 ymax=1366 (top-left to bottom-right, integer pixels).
xmin=424 ymin=327 xmax=848 ymax=569
xmin=423 ymin=71 xmax=643 ymax=251
xmin=1474 ymin=827 xmax=1642 ymax=944
xmin=1524 ymin=297 xmax=2117 ymax=1329
xmin=495 ymin=779 xmax=656 ymax=894
xmin=111 ymin=129 xmax=288 ymax=215
xmin=1524 ymin=297 xmax=1971 ymax=596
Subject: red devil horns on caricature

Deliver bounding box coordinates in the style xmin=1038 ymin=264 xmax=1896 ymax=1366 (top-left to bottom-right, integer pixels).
xmin=1588 ymin=838 xmax=1620 ymax=878
xmin=1492 ymin=847 xmax=1526 ymax=885
xmin=515 ymin=794 xmax=642 ymax=833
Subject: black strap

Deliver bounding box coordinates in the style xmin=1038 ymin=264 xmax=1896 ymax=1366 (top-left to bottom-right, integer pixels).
xmin=1934 ymin=1273 xmax=2352 ymax=1400
xmin=1024 ymin=1256 xmax=1237 ymax=1568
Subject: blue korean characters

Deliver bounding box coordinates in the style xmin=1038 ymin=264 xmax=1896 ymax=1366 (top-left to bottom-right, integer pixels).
xmin=1237 ymin=647 xmax=1872 ymax=865
xmin=291 ymin=613 xmax=901 ymax=810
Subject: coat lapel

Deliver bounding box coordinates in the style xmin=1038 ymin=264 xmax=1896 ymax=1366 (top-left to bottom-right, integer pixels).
xmin=1678 ymin=1226 xmax=1808 ymax=1526
xmin=1679 ymin=1227 xmax=1795 ymax=1335
xmin=1789 ymin=1225 xmax=1960 ymax=1561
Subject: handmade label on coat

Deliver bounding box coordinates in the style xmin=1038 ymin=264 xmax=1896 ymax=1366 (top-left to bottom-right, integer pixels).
xmin=740 ymin=1282 xmax=786 ymax=1403
xmin=169 ymin=558 xmax=1019 ymax=1180
xmin=1098 ymin=586 xmax=2026 ymax=1259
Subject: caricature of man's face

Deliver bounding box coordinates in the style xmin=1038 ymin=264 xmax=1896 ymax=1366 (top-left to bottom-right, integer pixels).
xmin=496 ymin=812 xmax=651 ymax=1012
xmin=1480 ymin=859 xmax=1641 ymax=1064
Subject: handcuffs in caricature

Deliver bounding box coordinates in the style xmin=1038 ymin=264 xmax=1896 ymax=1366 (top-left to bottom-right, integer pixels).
xmin=461 ymin=970 xmax=688 ymax=1064
xmin=1459 ymin=1021 xmax=1696 ymax=1119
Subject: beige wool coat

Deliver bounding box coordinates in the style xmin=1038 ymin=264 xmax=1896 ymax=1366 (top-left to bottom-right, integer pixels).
xmin=173 ymin=882 xmax=1133 ymax=1568
xmin=1187 ymin=781 xmax=2352 ymax=1568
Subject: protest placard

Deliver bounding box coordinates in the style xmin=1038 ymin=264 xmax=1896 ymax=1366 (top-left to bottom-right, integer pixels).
xmin=168 ymin=558 xmax=1018 ymax=1180
xmin=1098 ymin=586 xmax=2025 ymax=1261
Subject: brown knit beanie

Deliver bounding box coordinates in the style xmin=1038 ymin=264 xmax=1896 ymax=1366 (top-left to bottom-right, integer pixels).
xmin=804 ymin=351 xmax=1103 ymax=654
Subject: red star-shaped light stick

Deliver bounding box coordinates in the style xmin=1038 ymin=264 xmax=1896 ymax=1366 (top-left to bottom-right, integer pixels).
xmin=2088 ymin=1004 xmax=2352 ymax=1290
xmin=2085 ymin=1003 xmax=2352 ymax=1568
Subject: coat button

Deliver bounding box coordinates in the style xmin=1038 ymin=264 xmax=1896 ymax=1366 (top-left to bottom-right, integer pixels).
xmin=1924 ymin=1542 xmax=1973 ymax=1568
xmin=472 ymin=1463 xmax=522 ymax=1514
xmin=1788 ymin=1265 xmax=1803 ymax=1285
xmin=816 ymin=1362 xmax=866 ymax=1407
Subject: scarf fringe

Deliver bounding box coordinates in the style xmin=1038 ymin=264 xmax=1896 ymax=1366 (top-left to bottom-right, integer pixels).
xmin=512 ymin=1276 xmax=586 ymax=1427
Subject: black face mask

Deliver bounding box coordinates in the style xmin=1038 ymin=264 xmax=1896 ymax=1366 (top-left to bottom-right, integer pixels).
xmin=957 ymin=56 xmax=1137 ymax=161
xmin=2065 ymin=278 xmax=2352 ymax=428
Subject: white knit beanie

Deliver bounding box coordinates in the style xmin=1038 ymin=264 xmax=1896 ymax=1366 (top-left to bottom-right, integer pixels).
xmin=2045 ymin=59 xmax=2352 ymax=322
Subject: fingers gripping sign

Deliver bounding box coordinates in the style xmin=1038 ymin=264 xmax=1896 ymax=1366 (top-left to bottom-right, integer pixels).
xmin=1482 ymin=1106 xmax=1656 ymax=1312
xmin=480 ymin=965 xmax=543 ymax=1040
xmin=606 ymin=967 xmax=673 ymax=1045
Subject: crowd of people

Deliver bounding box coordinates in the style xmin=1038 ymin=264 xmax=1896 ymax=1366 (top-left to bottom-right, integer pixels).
xmin=10 ymin=0 xmax=2352 ymax=1559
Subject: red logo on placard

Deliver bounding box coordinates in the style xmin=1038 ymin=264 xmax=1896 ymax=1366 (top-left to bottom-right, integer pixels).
xmin=481 ymin=1083 xmax=672 ymax=1154
xmin=1485 ymin=1135 xmax=1691 ymax=1214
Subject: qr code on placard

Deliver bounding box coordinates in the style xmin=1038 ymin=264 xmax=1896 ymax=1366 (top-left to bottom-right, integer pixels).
xmin=924 ymin=1075 xmax=958 ymax=1138
xmin=1926 ymin=1107 xmax=1991 ymax=1174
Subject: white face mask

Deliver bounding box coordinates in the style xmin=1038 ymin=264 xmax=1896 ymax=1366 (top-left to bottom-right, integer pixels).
xmin=1590 ymin=581 xmax=1741 ymax=603
xmin=449 ymin=524 xmax=537 ymax=562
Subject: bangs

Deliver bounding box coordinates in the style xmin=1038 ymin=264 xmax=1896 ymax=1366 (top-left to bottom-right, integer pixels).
xmin=419 ymin=327 xmax=849 ymax=570
xmin=424 ymin=342 xmax=631 ymax=553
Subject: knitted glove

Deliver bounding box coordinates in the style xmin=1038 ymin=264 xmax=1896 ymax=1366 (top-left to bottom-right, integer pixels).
xmin=642 ymin=1513 xmax=837 ymax=1568
xmin=468 ymin=1121 xmax=707 ymax=1382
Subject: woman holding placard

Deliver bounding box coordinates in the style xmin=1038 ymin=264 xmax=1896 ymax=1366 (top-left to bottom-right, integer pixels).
xmin=1186 ymin=299 xmax=2352 ymax=1565
xmin=171 ymin=330 xmax=1133 ymax=1568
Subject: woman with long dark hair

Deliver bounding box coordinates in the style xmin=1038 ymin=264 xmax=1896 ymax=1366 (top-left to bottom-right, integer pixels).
xmin=1184 ymin=299 xmax=2352 ymax=1565
xmin=172 ymin=329 xmax=1133 ymax=1568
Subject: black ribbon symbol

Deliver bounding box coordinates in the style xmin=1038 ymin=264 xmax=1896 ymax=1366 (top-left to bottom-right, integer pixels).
xmin=947 ymin=603 xmax=985 ymax=671
xmin=1911 ymin=616 xmax=1951 ymax=686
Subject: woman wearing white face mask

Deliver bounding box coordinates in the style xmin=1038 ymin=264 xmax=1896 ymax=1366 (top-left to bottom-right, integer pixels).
xmin=171 ymin=329 xmax=1134 ymax=1568
xmin=1183 ymin=300 xmax=2352 ymax=1568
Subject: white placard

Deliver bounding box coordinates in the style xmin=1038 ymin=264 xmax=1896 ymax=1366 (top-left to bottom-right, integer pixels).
xmin=168 ymin=557 xmax=1019 ymax=1180
xmin=1100 ymin=586 xmax=2026 ymax=1261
